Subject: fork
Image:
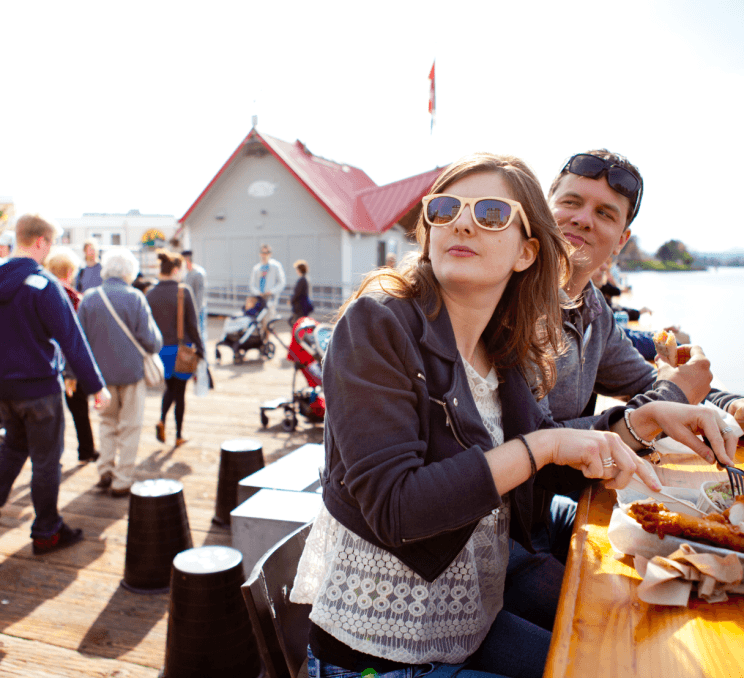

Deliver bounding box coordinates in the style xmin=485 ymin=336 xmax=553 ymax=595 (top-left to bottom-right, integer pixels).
xmin=703 ymin=436 xmax=744 ymax=498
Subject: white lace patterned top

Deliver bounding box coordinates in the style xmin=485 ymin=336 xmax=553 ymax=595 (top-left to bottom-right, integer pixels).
xmin=290 ymin=356 xmax=509 ymax=664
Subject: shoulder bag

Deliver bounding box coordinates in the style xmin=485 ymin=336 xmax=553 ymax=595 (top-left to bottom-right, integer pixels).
xmin=98 ymin=287 xmax=165 ymax=388
xmin=174 ymin=285 xmax=199 ymax=375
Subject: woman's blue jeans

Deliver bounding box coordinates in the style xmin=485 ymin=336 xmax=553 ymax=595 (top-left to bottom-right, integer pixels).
xmin=307 ymin=607 xmax=550 ymax=678
xmin=504 ymin=494 xmax=576 ymax=632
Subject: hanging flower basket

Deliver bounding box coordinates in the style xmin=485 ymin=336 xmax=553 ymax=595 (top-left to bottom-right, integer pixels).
xmin=142 ymin=229 xmax=166 ymax=248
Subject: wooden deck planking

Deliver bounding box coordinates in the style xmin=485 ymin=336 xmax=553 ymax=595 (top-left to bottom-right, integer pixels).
xmin=0 ymin=319 xmax=324 ymax=675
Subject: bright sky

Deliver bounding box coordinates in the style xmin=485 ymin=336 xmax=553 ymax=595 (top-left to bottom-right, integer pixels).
xmin=3 ymin=0 xmax=743 ymax=254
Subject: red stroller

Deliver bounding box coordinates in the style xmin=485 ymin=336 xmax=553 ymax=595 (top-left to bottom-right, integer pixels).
xmin=260 ymin=316 xmax=332 ymax=431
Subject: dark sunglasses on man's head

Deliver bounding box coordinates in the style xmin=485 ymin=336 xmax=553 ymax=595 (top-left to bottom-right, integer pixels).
xmin=562 ymin=153 xmax=643 ymax=223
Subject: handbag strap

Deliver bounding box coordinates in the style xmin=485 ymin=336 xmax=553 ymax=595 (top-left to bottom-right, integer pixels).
xmin=177 ymin=285 xmax=185 ymax=344
xmin=98 ymin=287 xmax=148 ymax=359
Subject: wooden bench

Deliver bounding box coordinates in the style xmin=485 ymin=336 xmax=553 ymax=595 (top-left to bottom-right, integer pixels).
xmin=241 ymin=523 xmax=313 ymax=678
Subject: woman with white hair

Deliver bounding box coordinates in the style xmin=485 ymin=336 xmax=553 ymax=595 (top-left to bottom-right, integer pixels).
xmin=78 ymin=247 xmax=162 ymax=497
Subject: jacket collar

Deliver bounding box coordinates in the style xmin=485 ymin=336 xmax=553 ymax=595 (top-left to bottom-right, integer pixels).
xmin=414 ymin=295 xmax=460 ymax=362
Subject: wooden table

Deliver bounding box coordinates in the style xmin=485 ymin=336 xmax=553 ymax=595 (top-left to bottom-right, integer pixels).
xmin=545 ymin=444 xmax=744 ymax=678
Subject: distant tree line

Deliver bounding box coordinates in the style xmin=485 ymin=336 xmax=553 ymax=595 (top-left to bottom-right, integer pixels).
xmin=617 ymin=236 xmax=743 ymax=271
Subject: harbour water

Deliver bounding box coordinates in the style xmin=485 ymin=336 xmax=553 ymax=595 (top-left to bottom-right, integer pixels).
xmin=623 ymin=267 xmax=744 ymax=394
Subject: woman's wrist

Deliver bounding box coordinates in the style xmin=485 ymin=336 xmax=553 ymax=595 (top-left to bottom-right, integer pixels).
xmin=521 ymin=429 xmax=557 ymax=470
xmin=625 ymin=405 xmax=663 ymax=447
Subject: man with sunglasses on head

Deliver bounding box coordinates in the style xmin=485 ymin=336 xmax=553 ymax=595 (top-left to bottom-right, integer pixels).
xmin=501 ymin=150 xmax=744 ymax=633
xmin=546 ymin=150 xmax=743 ymax=428
xmin=528 ymin=150 xmax=744 ymax=560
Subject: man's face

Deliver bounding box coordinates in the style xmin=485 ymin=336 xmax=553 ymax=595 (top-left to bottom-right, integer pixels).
xmin=549 ymin=173 xmax=632 ymax=279
xmin=84 ymin=244 xmax=95 ymax=261
xmin=0 ymin=245 xmax=9 ymax=257
xmin=260 ymin=248 xmax=271 ymax=263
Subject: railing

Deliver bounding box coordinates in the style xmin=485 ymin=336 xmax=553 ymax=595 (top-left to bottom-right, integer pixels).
xmin=205 ymin=279 xmax=346 ymax=321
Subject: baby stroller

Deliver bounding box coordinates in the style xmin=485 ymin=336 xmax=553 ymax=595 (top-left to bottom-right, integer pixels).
xmin=214 ymin=296 xmax=276 ymax=364
xmin=260 ymin=316 xmax=332 ymax=431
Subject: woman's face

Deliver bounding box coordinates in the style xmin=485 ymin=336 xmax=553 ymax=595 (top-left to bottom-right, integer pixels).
xmin=429 ymin=171 xmax=538 ymax=301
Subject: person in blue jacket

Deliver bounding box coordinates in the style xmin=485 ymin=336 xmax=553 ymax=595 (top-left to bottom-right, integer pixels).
xmin=0 ymin=214 xmax=111 ymax=555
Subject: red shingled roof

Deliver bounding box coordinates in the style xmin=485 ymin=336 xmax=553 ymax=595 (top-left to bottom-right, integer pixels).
xmin=178 ymin=129 xmax=442 ymax=234
xmin=353 ymin=167 xmax=442 ymax=233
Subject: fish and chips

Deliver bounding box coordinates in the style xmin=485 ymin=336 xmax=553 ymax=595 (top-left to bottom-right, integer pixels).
xmin=629 ymin=496 xmax=744 ymax=554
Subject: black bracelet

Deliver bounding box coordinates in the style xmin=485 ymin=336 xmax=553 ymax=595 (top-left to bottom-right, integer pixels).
xmin=516 ymin=434 xmax=537 ymax=478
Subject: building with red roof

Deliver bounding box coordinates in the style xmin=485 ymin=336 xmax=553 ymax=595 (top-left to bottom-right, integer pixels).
xmin=176 ymin=128 xmax=442 ymax=315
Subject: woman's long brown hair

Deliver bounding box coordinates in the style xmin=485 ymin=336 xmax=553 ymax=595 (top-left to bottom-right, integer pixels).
xmin=338 ymin=153 xmax=572 ymax=398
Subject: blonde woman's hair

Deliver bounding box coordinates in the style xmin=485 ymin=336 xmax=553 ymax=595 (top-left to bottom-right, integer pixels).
xmin=45 ymin=246 xmax=81 ymax=282
xmin=339 ymin=152 xmax=572 ymax=398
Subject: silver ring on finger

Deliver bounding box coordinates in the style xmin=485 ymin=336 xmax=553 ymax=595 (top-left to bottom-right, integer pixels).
xmin=602 ymin=457 xmax=616 ymax=468
xmin=721 ymin=426 xmax=733 ymax=435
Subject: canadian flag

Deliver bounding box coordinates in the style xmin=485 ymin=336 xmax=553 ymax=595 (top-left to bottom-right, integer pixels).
xmin=428 ymin=61 xmax=436 ymax=130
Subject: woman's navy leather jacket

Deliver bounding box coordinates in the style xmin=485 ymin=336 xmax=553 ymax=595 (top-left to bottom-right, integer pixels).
xmin=320 ymin=294 xmax=621 ymax=582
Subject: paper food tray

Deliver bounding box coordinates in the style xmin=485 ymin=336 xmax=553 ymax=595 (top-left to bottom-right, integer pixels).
xmin=608 ymin=486 xmax=744 ymax=565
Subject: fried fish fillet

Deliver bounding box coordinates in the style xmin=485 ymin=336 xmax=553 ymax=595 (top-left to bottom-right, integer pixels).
xmin=628 ymin=501 xmax=744 ymax=553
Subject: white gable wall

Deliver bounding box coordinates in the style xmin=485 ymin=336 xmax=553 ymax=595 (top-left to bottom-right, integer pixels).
xmin=181 ymin=147 xmax=423 ymax=316
xmin=182 ymin=151 xmax=345 ymax=314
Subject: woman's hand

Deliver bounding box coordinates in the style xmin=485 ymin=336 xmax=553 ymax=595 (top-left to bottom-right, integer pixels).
xmin=627 ymin=401 xmax=737 ymax=466
xmin=544 ymin=428 xmax=662 ymax=491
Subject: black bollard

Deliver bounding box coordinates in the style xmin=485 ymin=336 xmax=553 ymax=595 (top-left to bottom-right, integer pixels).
xmin=122 ymin=479 xmax=193 ymax=594
xmin=161 ymin=546 xmax=261 ymax=678
xmin=213 ymin=438 xmax=265 ymax=526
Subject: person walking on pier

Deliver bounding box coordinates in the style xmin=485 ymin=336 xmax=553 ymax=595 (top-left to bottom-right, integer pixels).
xmin=78 ymin=247 xmax=162 ymax=497
xmin=147 ymin=250 xmax=204 ymax=447
xmin=0 ymin=214 xmax=110 ymax=555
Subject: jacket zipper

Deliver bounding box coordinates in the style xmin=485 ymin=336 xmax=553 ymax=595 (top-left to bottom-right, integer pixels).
xmin=429 ymin=396 xmax=468 ymax=450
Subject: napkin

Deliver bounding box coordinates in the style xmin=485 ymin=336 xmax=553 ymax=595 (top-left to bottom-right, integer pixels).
xmin=634 ymin=543 xmax=744 ymax=606
xmin=655 ymin=400 xmax=743 ymax=456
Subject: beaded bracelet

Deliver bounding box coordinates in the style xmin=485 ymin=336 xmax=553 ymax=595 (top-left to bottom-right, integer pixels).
xmin=623 ymin=408 xmax=658 ymax=451
xmin=516 ymin=434 xmax=538 ymax=478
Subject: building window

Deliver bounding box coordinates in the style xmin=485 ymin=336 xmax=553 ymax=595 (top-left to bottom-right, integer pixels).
xmin=377 ymin=241 xmax=386 ymax=268
xmin=111 ymin=234 xmax=122 ymax=246
xmin=61 ymin=229 xmax=71 ymax=244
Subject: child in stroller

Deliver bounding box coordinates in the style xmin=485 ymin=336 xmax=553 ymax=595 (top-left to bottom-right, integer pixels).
xmin=259 ymin=315 xmax=331 ymax=431
xmin=214 ymin=295 xmax=276 ymax=364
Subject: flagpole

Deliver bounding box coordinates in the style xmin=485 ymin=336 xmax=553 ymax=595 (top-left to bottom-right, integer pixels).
xmin=428 ymin=59 xmax=437 ymax=173
xmin=428 ymin=60 xmax=436 ymax=135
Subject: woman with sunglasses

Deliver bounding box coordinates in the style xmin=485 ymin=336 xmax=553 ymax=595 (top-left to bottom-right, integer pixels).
xmin=290 ymin=153 xmax=735 ymax=678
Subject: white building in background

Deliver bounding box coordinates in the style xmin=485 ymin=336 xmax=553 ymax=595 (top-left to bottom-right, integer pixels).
xmin=175 ymin=127 xmax=442 ymax=316
xmin=57 ymin=210 xmax=179 ymax=277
